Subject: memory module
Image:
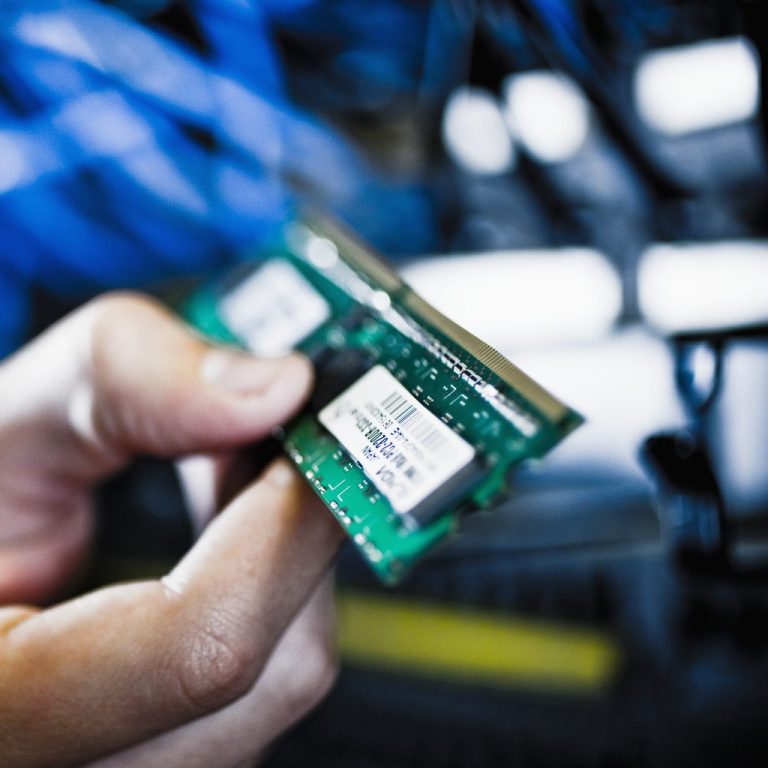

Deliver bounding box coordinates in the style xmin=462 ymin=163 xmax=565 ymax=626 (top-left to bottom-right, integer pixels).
xmin=183 ymin=215 xmax=582 ymax=584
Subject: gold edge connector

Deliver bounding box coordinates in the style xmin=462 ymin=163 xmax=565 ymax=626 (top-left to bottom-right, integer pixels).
xmin=401 ymin=290 xmax=571 ymax=425
xmin=299 ymin=210 xmax=573 ymax=426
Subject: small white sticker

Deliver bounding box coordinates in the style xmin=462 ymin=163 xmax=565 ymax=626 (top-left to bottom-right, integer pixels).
xmin=319 ymin=366 xmax=476 ymax=517
xmin=219 ymin=260 xmax=331 ymax=356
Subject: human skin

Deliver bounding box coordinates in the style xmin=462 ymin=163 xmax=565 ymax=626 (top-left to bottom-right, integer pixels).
xmin=0 ymin=294 xmax=343 ymax=768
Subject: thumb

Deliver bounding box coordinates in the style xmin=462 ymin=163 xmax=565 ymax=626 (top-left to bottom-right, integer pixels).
xmin=86 ymin=293 xmax=312 ymax=464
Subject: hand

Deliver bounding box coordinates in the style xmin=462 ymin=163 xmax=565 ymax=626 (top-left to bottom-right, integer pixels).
xmin=0 ymin=294 xmax=343 ymax=768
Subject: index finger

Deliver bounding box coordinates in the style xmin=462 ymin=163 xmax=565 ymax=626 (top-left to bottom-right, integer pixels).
xmin=0 ymin=461 xmax=342 ymax=768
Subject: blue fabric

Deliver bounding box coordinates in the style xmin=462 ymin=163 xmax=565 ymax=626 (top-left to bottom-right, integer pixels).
xmin=0 ymin=0 xmax=441 ymax=354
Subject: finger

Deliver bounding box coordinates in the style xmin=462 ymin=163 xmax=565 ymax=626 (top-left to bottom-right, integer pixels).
xmin=177 ymin=442 xmax=279 ymax=537
xmin=88 ymin=574 xmax=337 ymax=768
xmin=0 ymin=292 xmax=313 ymax=484
xmin=0 ymin=500 xmax=93 ymax=605
xmin=0 ymin=461 xmax=343 ymax=768
xmin=88 ymin=294 xmax=313 ymax=461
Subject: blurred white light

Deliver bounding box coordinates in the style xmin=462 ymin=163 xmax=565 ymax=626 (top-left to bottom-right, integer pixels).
xmin=15 ymin=14 xmax=102 ymax=69
xmin=515 ymin=328 xmax=685 ymax=475
xmin=54 ymin=93 xmax=151 ymax=156
xmin=502 ymin=71 xmax=590 ymax=163
xmin=403 ymin=248 xmax=621 ymax=350
xmin=0 ymin=133 xmax=27 ymax=194
xmin=442 ymin=86 xmax=516 ymax=175
xmin=714 ymin=346 xmax=768 ymax=516
xmin=370 ymin=290 xmax=392 ymax=312
xmin=176 ymin=455 xmax=217 ymax=537
xmin=639 ymin=241 xmax=768 ymax=332
xmin=634 ymin=37 xmax=759 ymax=136
xmin=306 ymin=236 xmax=339 ymax=269
xmin=124 ymin=149 xmax=209 ymax=216
xmin=687 ymin=343 xmax=719 ymax=396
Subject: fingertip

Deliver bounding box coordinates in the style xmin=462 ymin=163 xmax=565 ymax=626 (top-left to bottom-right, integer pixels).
xmin=267 ymin=352 xmax=314 ymax=407
xmin=261 ymin=458 xmax=298 ymax=490
xmin=211 ymin=352 xmax=314 ymax=438
xmin=202 ymin=350 xmax=313 ymax=403
xmin=202 ymin=349 xmax=295 ymax=392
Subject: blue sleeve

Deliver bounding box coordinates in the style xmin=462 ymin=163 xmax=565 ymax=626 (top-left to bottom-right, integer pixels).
xmin=0 ymin=0 xmax=441 ymax=355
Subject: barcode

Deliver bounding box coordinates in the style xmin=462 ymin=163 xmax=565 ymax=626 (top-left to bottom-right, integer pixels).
xmin=381 ymin=390 xmax=451 ymax=457
xmin=318 ymin=365 xmax=476 ymax=516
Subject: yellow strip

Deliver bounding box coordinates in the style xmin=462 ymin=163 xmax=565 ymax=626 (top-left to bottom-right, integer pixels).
xmin=337 ymin=592 xmax=620 ymax=694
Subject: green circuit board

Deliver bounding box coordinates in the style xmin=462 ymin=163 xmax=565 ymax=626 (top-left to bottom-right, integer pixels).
xmin=183 ymin=215 xmax=582 ymax=584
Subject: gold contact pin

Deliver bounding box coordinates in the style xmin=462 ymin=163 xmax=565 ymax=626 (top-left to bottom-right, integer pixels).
xmin=302 ymin=211 xmax=575 ymax=426
xmin=401 ymin=291 xmax=570 ymax=424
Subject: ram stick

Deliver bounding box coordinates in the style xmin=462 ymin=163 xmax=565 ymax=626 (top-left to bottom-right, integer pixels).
xmin=183 ymin=215 xmax=582 ymax=585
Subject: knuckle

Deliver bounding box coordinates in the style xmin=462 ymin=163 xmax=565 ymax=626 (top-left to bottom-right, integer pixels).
xmin=85 ymin=291 xmax=173 ymax=362
xmin=84 ymin=290 xmax=168 ymax=380
xmin=85 ymin=290 xmax=165 ymax=321
xmin=169 ymin=609 xmax=262 ymax=715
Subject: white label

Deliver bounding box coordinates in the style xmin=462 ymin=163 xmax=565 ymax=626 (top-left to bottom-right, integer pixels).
xmin=319 ymin=366 xmax=476 ymax=516
xmin=219 ymin=260 xmax=331 ymax=356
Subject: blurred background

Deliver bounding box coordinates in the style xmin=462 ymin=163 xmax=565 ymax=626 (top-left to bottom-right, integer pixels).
xmin=3 ymin=0 xmax=768 ymax=765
